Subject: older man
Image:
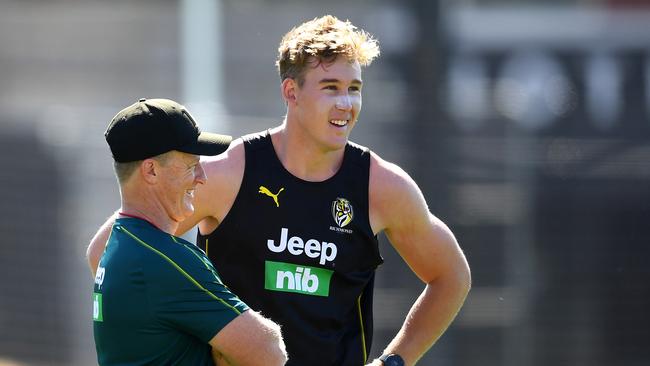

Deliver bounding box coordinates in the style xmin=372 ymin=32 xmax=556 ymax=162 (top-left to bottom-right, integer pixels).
xmin=93 ymin=98 xmax=287 ymax=366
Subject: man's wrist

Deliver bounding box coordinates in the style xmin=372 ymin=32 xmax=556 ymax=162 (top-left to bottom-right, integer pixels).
xmin=378 ymin=353 xmax=405 ymax=366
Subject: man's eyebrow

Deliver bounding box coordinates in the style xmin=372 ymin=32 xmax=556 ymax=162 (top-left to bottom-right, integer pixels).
xmin=318 ymin=78 xmax=363 ymax=85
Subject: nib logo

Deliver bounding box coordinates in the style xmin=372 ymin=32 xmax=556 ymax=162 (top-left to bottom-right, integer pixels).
xmin=264 ymin=261 xmax=333 ymax=297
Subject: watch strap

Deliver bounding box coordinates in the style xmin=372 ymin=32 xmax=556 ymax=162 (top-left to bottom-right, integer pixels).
xmin=379 ymin=353 xmax=405 ymax=366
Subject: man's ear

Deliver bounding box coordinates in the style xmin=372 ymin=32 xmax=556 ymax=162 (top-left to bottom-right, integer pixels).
xmin=281 ymin=78 xmax=297 ymax=105
xmin=140 ymin=159 xmax=158 ymax=184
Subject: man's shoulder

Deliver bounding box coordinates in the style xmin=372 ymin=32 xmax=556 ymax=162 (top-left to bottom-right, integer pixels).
xmin=368 ymin=152 xmax=426 ymax=234
xmin=200 ymin=129 xmax=269 ymax=182
xmin=113 ymin=220 xmax=177 ymax=249
xmin=369 ymin=152 xmax=417 ymax=195
xmin=201 ymin=138 xmax=246 ymax=176
xmin=115 ymin=222 xmax=200 ymax=270
xmin=104 ymin=221 xmax=181 ymax=273
xmin=345 ymin=145 xmax=407 ymax=188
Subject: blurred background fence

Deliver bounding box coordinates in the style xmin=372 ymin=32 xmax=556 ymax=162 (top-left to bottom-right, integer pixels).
xmin=1 ymin=0 xmax=649 ymax=365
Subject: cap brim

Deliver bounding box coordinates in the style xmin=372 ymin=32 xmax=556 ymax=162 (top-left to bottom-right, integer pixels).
xmin=179 ymin=132 xmax=232 ymax=156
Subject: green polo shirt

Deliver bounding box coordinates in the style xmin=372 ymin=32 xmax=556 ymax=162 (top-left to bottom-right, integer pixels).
xmin=93 ymin=218 xmax=248 ymax=366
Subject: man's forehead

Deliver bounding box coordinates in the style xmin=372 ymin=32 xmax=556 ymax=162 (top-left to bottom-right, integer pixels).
xmin=304 ymin=57 xmax=362 ymax=81
xmin=305 ymin=55 xmax=361 ymax=68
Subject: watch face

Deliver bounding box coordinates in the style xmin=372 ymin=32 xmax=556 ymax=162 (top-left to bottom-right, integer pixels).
xmin=381 ymin=353 xmax=405 ymax=366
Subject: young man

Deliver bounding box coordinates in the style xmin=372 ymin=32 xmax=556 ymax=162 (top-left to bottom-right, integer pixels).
xmin=93 ymin=98 xmax=287 ymax=365
xmin=89 ymin=16 xmax=470 ymax=366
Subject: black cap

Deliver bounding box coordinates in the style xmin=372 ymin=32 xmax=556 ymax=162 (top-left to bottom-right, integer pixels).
xmin=105 ymin=98 xmax=232 ymax=162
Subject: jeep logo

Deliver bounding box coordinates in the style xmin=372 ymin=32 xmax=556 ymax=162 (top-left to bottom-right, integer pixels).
xmin=267 ymin=228 xmax=338 ymax=265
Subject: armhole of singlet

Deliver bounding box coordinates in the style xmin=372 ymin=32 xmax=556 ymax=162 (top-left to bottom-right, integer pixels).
xmin=346 ymin=143 xmax=373 ymax=234
xmin=354 ymin=144 xmax=383 ymax=266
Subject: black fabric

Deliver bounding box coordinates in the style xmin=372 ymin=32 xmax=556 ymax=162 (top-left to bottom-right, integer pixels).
xmin=197 ymin=131 xmax=383 ymax=366
xmin=105 ymin=98 xmax=231 ymax=162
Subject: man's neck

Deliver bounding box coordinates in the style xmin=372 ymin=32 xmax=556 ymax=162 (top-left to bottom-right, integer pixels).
xmin=119 ymin=201 xmax=178 ymax=235
xmin=270 ymin=124 xmax=346 ymax=182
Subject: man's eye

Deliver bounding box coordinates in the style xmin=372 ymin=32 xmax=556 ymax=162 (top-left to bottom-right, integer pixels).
xmin=323 ymin=85 xmax=337 ymax=90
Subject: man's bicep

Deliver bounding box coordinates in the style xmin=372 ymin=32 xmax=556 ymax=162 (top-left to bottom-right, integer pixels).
xmin=387 ymin=210 xmax=462 ymax=283
xmin=375 ymin=164 xmax=461 ymax=283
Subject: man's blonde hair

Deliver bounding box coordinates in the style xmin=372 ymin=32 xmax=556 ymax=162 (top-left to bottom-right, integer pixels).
xmin=276 ymin=15 xmax=380 ymax=85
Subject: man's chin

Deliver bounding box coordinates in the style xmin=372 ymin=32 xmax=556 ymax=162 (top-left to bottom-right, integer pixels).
xmin=170 ymin=206 xmax=194 ymax=223
xmin=181 ymin=207 xmax=195 ymax=220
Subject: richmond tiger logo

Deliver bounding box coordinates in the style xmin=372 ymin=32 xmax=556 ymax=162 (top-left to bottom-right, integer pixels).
xmin=332 ymin=198 xmax=354 ymax=228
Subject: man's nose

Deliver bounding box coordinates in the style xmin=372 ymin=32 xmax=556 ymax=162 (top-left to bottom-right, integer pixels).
xmin=335 ymin=95 xmax=353 ymax=111
xmin=195 ymin=162 xmax=207 ymax=184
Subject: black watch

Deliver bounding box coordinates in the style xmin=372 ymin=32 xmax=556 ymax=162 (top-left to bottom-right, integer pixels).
xmin=379 ymin=353 xmax=405 ymax=366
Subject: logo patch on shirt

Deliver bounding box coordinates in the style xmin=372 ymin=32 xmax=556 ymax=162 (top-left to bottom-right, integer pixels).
xmin=330 ymin=197 xmax=354 ymax=234
xmin=267 ymin=227 xmax=338 ymax=265
xmin=93 ymin=292 xmax=103 ymax=322
xmin=264 ymin=261 xmax=333 ymax=297
xmin=94 ymin=266 xmax=105 ymax=289
xmin=259 ymin=186 xmax=284 ymax=207
xmin=332 ymin=197 xmax=353 ymax=227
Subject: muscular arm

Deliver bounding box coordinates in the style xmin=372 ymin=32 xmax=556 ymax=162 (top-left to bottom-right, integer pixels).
xmin=368 ymin=154 xmax=471 ymax=365
xmin=209 ymin=310 xmax=288 ymax=366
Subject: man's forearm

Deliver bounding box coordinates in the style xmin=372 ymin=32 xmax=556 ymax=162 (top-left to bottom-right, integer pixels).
xmin=378 ymin=273 xmax=470 ymax=365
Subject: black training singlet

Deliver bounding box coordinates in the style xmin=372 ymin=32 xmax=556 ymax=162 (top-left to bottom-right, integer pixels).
xmin=197 ymin=131 xmax=383 ymax=366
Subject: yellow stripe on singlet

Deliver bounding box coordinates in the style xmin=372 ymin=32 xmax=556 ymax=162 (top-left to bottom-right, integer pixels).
xmin=357 ymin=294 xmax=368 ymax=364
